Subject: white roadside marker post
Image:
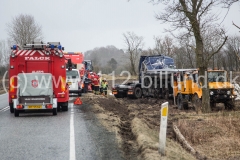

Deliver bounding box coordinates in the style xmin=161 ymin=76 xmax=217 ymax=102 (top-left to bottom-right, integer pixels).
xmin=159 ymin=102 xmax=168 ymax=156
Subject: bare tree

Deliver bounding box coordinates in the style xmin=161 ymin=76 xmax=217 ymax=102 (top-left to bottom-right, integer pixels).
xmin=7 ymin=14 xmax=43 ymax=46
xmin=154 ymin=35 xmax=175 ymax=57
xmin=150 ymin=0 xmax=228 ymax=113
xmin=225 ymin=36 xmax=240 ymax=71
xmin=233 ymin=22 xmax=240 ymax=31
xmin=0 ymin=40 xmax=11 ymax=76
xmin=0 ymin=40 xmax=11 ymax=66
xmin=123 ymin=32 xmax=144 ymax=75
xmin=201 ymin=26 xmax=228 ymax=69
xmin=176 ymin=36 xmax=196 ymax=68
xmin=221 ymin=0 xmax=240 ymax=31
xmin=221 ymin=0 xmax=239 ymax=7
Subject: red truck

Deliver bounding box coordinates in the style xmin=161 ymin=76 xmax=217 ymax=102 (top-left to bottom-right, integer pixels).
xmin=9 ymin=42 xmax=69 ymax=116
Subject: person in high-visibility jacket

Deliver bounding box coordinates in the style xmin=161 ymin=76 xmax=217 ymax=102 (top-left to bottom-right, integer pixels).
xmin=101 ymin=78 xmax=108 ymax=96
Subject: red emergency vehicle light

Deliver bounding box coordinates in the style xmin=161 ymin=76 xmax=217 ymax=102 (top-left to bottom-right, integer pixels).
xmin=46 ymin=104 xmax=53 ymax=109
xmin=17 ymin=105 xmax=23 ymax=109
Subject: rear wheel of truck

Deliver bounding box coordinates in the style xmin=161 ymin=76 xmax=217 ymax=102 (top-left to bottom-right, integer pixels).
xmin=114 ymin=94 xmax=119 ymax=98
xmin=177 ymin=94 xmax=183 ymax=109
xmin=57 ymin=103 xmax=61 ymax=111
xmin=177 ymin=93 xmax=183 ymax=110
xmin=53 ymin=108 xmax=57 ymax=115
xmin=10 ymin=103 xmax=14 ymax=113
xmin=134 ymin=87 xmax=142 ymax=99
xmin=177 ymin=94 xmax=188 ymax=109
xmin=62 ymin=102 xmax=69 ymax=111
xmin=14 ymin=109 xmax=19 ymax=117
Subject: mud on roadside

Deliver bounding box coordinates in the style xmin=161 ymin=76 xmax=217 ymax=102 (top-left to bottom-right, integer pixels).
xmin=81 ymin=93 xmax=195 ymax=160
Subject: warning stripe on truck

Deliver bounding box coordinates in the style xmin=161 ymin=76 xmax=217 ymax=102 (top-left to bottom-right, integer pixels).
xmin=12 ymin=50 xmax=45 ymax=56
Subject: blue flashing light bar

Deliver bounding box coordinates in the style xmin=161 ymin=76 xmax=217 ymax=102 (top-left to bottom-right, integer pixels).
xmin=58 ymin=45 xmax=62 ymax=50
xmin=50 ymin=44 xmax=55 ymax=49
xmin=12 ymin=45 xmax=17 ymax=50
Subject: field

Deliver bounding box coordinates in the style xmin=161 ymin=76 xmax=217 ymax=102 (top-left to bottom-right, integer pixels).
xmin=81 ymin=91 xmax=240 ymax=159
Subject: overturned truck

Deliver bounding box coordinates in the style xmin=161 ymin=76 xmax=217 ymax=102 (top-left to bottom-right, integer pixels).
xmin=112 ymin=55 xmax=175 ymax=99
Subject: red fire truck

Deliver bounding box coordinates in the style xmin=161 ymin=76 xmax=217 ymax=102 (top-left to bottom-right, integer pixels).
xmin=9 ymin=42 xmax=69 ymax=116
xmin=64 ymin=52 xmax=84 ymax=96
xmin=63 ymin=52 xmax=94 ymax=93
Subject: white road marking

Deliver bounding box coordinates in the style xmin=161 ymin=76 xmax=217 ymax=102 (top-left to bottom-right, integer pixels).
xmin=69 ymin=103 xmax=76 ymax=160
xmin=0 ymin=106 xmax=9 ymax=112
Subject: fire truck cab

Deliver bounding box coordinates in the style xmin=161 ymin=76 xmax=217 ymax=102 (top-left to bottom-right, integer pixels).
xmin=9 ymin=42 xmax=69 ymax=116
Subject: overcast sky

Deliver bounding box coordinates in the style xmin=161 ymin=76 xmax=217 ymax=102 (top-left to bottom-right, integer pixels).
xmin=1 ymin=0 xmax=240 ymax=53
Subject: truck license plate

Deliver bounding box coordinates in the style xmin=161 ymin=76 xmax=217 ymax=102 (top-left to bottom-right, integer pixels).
xmin=67 ymin=82 xmax=72 ymax=85
xmin=128 ymin=92 xmax=133 ymax=95
xmin=28 ymin=106 xmax=42 ymax=109
xmin=112 ymin=91 xmax=117 ymax=94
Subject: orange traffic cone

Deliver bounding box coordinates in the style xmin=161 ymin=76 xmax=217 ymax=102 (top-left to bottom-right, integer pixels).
xmin=74 ymin=97 xmax=82 ymax=105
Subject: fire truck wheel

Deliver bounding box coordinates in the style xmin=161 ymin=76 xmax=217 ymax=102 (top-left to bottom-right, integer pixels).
xmin=62 ymin=106 xmax=68 ymax=111
xmin=134 ymin=87 xmax=142 ymax=99
xmin=14 ymin=109 xmax=19 ymax=117
xmin=57 ymin=103 xmax=61 ymax=112
xmin=62 ymin=102 xmax=69 ymax=111
xmin=53 ymin=108 xmax=57 ymax=115
xmin=10 ymin=103 xmax=14 ymax=113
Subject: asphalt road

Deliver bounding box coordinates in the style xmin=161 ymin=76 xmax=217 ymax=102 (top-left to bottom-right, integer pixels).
xmin=0 ymin=93 xmax=9 ymax=111
xmin=0 ymin=94 xmax=124 ymax=160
